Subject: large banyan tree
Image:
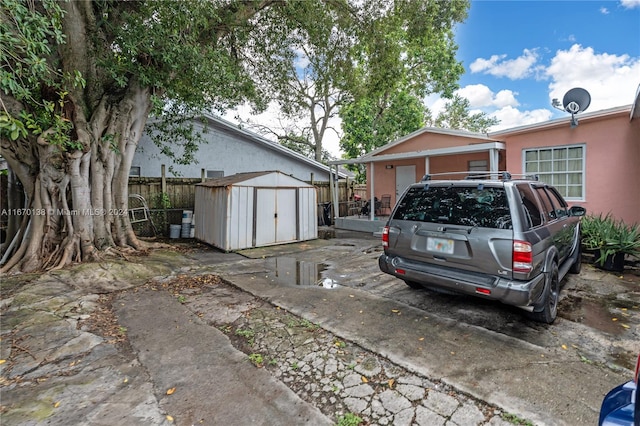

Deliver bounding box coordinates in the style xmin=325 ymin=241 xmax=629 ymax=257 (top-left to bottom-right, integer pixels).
xmin=0 ymin=0 xmax=468 ymax=273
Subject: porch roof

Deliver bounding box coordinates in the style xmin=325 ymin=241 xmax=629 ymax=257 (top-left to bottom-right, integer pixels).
xmin=328 ymin=141 xmax=505 ymax=166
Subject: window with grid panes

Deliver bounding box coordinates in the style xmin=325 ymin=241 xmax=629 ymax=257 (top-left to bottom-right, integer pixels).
xmin=523 ymin=145 xmax=584 ymax=200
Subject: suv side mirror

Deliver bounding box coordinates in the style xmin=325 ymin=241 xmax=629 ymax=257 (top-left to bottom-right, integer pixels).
xmin=569 ymin=205 xmax=586 ymax=217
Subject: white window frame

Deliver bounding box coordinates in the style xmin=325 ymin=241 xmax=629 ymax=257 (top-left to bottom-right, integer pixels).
xmin=129 ymin=166 xmax=141 ymax=177
xmin=522 ymin=144 xmax=586 ymax=201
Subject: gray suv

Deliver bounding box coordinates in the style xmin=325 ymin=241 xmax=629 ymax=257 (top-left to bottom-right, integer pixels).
xmin=378 ymin=172 xmax=586 ymax=323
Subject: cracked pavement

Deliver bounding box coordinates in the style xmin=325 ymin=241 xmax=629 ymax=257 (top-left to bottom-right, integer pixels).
xmin=1 ymin=229 xmax=638 ymax=425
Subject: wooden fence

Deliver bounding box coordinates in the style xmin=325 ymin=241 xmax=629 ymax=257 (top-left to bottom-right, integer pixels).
xmin=127 ymin=177 xmax=366 ymax=236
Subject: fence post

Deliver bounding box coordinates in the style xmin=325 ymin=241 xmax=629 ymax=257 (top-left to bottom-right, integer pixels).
xmin=161 ymin=165 xmax=167 ymax=232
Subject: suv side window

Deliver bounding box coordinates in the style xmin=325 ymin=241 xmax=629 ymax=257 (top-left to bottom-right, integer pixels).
xmin=536 ymin=186 xmax=567 ymax=220
xmin=516 ymin=183 xmax=543 ymax=228
xmin=545 ymin=187 xmax=569 ymax=218
xmin=534 ymin=186 xmax=557 ymax=221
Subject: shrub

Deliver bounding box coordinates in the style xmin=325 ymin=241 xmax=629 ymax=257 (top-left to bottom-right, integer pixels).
xmin=581 ymin=213 xmax=640 ymax=266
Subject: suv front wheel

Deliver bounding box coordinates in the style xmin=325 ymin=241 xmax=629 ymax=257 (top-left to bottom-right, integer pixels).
xmin=528 ymin=262 xmax=559 ymax=324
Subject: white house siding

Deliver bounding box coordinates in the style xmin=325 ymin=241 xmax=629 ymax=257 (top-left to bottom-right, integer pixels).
xmin=134 ymin=116 xmax=340 ymax=182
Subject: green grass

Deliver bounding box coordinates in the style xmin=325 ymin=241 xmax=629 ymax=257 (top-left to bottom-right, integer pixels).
xmin=336 ymin=412 xmax=362 ymax=426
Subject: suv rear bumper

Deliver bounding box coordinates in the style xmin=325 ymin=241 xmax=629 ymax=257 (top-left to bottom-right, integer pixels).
xmin=378 ymin=254 xmax=546 ymax=308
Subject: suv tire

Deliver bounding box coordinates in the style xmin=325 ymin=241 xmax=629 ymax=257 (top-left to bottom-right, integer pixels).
xmin=528 ymin=262 xmax=559 ymax=324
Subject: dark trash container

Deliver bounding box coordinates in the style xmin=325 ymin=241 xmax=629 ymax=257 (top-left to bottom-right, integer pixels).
xmin=320 ymin=202 xmax=332 ymax=226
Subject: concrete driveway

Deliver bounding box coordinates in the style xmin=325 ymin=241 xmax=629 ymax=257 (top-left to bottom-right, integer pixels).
xmin=1 ymin=228 xmax=638 ymax=425
xmin=200 ymin=229 xmax=639 ymax=425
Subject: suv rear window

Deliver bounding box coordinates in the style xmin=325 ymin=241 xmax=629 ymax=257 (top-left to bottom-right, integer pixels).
xmin=393 ymin=185 xmax=512 ymax=229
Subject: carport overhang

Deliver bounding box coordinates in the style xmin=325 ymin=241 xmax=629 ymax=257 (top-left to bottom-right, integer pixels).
xmin=327 ymin=141 xmax=506 ymax=223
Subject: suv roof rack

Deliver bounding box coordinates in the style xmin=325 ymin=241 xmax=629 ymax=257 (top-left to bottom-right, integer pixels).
xmin=420 ymin=171 xmax=539 ymax=182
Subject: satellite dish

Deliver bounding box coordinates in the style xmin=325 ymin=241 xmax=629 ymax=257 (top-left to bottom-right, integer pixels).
xmin=562 ymin=88 xmax=591 ymax=114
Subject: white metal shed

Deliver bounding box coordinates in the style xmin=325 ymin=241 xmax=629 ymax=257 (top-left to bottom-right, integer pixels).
xmin=194 ymin=171 xmax=317 ymax=251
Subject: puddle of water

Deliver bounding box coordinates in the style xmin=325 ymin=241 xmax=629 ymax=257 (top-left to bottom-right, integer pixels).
xmin=264 ymin=257 xmax=341 ymax=288
xmin=560 ymin=295 xmax=625 ymax=335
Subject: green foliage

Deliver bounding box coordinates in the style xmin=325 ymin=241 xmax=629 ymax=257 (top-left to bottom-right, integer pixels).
xmin=581 ymin=213 xmax=640 ymax=265
xmin=429 ymin=95 xmax=499 ymax=133
xmin=340 ymin=91 xmax=426 ymax=181
xmin=235 ymin=328 xmax=255 ymax=346
xmin=1 ymin=0 xmax=85 ymax=150
xmin=248 ymin=353 xmax=263 ymax=367
xmin=151 ymin=192 xmax=172 ymax=210
xmin=250 ymin=0 xmax=470 ymax=162
xmin=501 ymin=413 xmax=534 ymax=426
xmin=336 ymin=412 xmax=363 ymax=426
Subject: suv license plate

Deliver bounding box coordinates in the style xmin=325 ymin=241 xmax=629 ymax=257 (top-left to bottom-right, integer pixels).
xmin=427 ymin=237 xmax=454 ymax=254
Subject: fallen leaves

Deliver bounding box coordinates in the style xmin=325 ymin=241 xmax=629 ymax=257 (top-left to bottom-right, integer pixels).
xmin=166 ymin=387 xmax=176 ymax=395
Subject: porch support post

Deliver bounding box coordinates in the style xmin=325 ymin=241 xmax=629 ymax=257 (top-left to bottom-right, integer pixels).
xmin=333 ymin=165 xmax=340 ymax=219
xmin=489 ymin=148 xmax=499 ymax=179
xmin=369 ymin=161 xmax=375 ymax=221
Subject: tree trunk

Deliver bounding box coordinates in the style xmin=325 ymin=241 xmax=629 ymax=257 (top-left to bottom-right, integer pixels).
xmin=0 ymin=84 xmax=153 ymax=274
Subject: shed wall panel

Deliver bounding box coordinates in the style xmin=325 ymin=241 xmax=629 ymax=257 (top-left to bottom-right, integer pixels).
xmin=298 ymin=187 xmax=318 ymax=241
xmin=229 ymin=186 xmax=254 ymax=250
xmin=194 ymin=186 xmax=229 ymax=249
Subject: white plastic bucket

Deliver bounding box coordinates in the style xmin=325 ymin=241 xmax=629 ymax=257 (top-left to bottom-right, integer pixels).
xmin=182 ymin=210 xmax=193 ymax=224
xmin=169 ymin=224 xmax=181 ymax=239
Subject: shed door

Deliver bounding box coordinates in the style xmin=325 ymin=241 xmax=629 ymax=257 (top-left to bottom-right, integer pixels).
xmin=255 ymin=188 xmax=297 ymax=246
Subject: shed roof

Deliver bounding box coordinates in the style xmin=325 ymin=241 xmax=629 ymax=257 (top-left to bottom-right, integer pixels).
xmin=196 ymin=171 xmax=313 ymax=188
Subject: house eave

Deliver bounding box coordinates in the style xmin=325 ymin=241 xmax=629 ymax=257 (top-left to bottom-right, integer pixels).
xmin=631 ymin=84 xmax=640 ymax=120
xmin=362 ymin=127 xmax=494 ymax=159
xmin=488 ymin=105 xmax=633 ymax=137
xmin=329 ymin=141 xmax=505 ymax=165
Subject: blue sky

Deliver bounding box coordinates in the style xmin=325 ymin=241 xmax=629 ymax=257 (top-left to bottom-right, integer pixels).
xmin=228 ymin=0 xmax=640 ymax=156
xmin=434 ymin=0 xmax=640 ymax=130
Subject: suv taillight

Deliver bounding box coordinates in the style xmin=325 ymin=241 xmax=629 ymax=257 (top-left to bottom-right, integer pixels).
xmin=382 ymin=226 xmax=389 ymax=248
xmin=513 ymin=240 xmax=533 ymax=273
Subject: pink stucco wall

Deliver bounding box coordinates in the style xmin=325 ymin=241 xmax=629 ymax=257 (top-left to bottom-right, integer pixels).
xmin=503 ymin=111 xmax=640 ymax=225
xmin=362 ymin=111 xmax=638 ymax=225
xmin=366 ymin=131 xmax=505 ymax=208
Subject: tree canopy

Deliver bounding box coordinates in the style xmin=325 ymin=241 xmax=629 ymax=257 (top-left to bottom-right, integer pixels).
xmin=0 ymin=0 xmax=471 ymax=273
xmin=239 ymin=0 xmax=470 ymax=161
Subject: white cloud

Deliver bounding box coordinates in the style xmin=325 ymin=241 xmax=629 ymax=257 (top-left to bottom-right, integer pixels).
xmin=469 ymin=49 xmax=539 ymax=79
xmin=454 ymin=84 xmax=519 ymax=108
xmin=488 ymin=107 xmax=554 ymax=131
xmin=600 ymin=7 xmax=610 ymax=14
xmin=620 ymin=0 xmax=640 ymax=9
xmin=545 ymin=44 xmax=640 ymax=111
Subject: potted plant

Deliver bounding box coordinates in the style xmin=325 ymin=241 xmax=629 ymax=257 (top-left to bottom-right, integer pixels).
xmin=581 ymin=213 xmax=640 ymax=272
